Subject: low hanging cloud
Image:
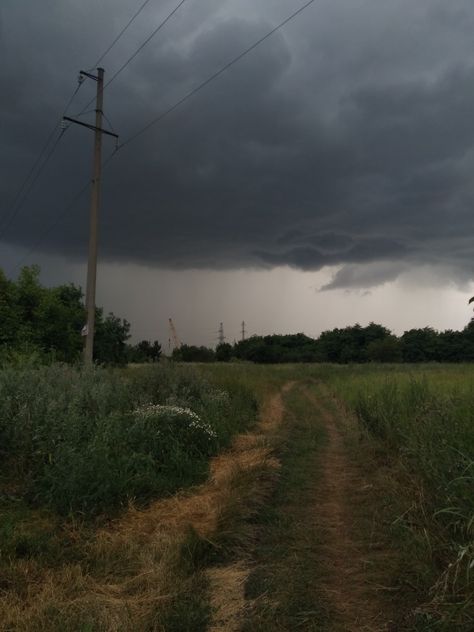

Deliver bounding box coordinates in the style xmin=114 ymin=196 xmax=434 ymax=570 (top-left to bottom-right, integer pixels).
xmin=2 ymin=0 xmax=474 ymax=289
xmin=320 ymin=261 xmax=410 ymax=291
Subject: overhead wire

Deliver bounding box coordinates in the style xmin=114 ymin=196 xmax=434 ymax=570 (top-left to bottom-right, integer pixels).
xmin=93 ymin=0 xmax=154 ymax=67
xmin=1 ymin=80 xmax=84 ymax=229
xmin=1 ymin=0 xmax=163 ymax=243
xmin=78 ymin=0 xmax=188 ymax=115
xmin=118 ymin=0 xmax=316 ymax=149
xmin=7 ymin=134 xmax=123 ymax=277
xmin=7 ymin=0 xmax=316 ymax=274
xmin=7 ymin=181 xmax=91 ymax=277
xmin=0 ymin=127 xmax=70 ymax=239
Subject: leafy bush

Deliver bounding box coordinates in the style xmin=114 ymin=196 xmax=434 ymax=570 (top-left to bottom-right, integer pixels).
xmin=0 ymin=363 xmax=257 ymax=516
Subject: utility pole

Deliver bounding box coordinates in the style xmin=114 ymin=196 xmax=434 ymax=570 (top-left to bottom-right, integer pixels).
xmin=83 ymin=67 xmax=104 ymax=364
xmin=241 ymin=321 xmax=246 ymax=341
xmin=63 ymin=68 xmax=118 ymax=364
xmin=218 ymin=322 xmax=225 ymax=345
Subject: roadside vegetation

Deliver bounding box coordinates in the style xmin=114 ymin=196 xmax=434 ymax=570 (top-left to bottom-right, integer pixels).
xmin=0 ymin=362 xmax=256 ymax=516
xmin=2 ymin=358 xmax=474 ymax=630
xmin=0 ymin=265 xmax=162 ymax=365
xmin=0 ymin=361 xmax=260 ymax=629
xmin=324 ymin=364 xmax=474 ymax=629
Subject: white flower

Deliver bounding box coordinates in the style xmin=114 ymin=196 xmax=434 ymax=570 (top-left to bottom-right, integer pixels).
xmin=133 ymin=403 xmax=217 ymax=438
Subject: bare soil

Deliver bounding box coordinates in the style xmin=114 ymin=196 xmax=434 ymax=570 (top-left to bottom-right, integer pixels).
xmin=304 ymin=386 xmax=397 ymax=632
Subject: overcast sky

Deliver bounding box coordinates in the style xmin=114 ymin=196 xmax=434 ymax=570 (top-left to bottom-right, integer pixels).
xmin=2 ymin=0 xmax=474 ymax=345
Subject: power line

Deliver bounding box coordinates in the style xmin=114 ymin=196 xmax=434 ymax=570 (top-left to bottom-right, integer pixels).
xmin=6 ymin=181 xmax=91 ymax=277
xmin=2 ymin=81 xmax=83 ymax=228
xmin=93 ymin=0 xmax=154 ymax=67
xmin=5 ymin=141 xmax=120 ymax=277
xmin=119 ymin=0 xmax=316 ymax=149
xmin=79 ymin=0 xmax=188 ymax=115
xmin=6 ymin=0 xmax=316 ymax=274
xmin=0 ymin=127 xmax=69 ymax=240
xmin=1 ymin=1 xmax=164 ymax=240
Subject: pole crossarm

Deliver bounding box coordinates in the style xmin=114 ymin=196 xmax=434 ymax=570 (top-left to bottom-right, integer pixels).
xmin=79 ymin=70 xmax=100 ymax=81
xmin=63 ymin=116 xmax=119 ymax=139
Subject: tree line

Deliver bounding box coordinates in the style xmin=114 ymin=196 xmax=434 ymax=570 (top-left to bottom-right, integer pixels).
xmin=0 ymin=266 xmax=160 ymax=364
xmin=174 ymin=321 xmax=474 ymax=364
xmin=3 ymin=266 xmax=474 ymax=364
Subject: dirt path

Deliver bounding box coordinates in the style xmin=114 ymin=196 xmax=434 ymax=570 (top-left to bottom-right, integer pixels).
xmin=207 ymin=382 xmax=293 ymax=632
xmin=304 ymin=387 xmax=395 ymax=632
xmin=78 ymin=382 xmax=292 ymax=630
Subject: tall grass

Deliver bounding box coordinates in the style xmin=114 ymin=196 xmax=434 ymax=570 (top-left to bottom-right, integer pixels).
xmin=0 ymin=362 xmax=257 ymax=516
xmin=327 ymin=365 xmax=474 ymax=628
xmin=0 ymin=363 xmax=273 ymax=631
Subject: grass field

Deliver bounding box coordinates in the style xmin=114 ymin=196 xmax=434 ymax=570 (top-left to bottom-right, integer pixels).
xmin=1 ymin=361 xmax=473 ymax=630
xmin=322 ymin=364 xmax=474 ymax=629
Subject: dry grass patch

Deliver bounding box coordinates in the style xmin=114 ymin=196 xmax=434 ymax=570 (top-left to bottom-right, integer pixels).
xmin=0 ymin=383 xmax=289 ymax=631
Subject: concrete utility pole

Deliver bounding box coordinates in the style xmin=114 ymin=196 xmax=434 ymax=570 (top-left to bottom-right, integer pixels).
xmin=63 ymin=68 xmax=118 ymax=364
xmin=84 ymin=67 xmax=104 ymax=364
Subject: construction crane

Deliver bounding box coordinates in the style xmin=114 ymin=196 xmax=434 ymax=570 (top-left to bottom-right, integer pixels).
xmin=168 ymin=318 xmax=181 ymax=349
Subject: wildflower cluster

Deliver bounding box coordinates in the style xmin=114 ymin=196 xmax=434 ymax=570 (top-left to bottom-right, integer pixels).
xmin=133 ymin=403 xmax=217 ymax=439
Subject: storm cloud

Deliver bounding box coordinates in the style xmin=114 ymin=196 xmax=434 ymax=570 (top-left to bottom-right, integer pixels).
xmin=3 ymin=0 xmax=474 ymax=289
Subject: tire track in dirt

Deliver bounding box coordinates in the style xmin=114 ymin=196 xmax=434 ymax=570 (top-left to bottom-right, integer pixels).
xmin=85 ymin=382 xmax=292 ymax=630
xmin=206 ymin=381 xmax=294 ymax=632
xmin=304 ymin=386 xmax=396 ymax=632
xmin=105 ymin=383 xmax=291 ymax=543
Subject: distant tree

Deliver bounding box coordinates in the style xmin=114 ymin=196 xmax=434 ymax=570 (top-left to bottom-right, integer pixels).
xmin=172 ymin=344 xmax=215 ymax=362
xmin=318 ymin=323 xmax=391 ymax=363
xmin=15 ymin=265 xmax=44 ymax=346
xmin=460 ymin=320 xmax=474 ymax=362
xmin=401 ymin=328 xmax=439 ymax=362
xmin=150 ymin=340 xmax=162 ymax=362
xmin=0 ymin=269 xmax=20 ymax=346
xmin=438 ymin=330 xmax=465 ymax=362
xmin=234 ymin=333 xmax=320 ymax=363
xmin=367 ymin=336 xmax=402 ymax=362
xmin=215 ymin=342 xmax=233 ymax=362
xmin=129 ymin=339 xmax=162 ymax=363
xmin=94 ymin=311 xmax=131 ymax=365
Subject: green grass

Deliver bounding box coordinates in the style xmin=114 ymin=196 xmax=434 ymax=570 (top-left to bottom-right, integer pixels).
xmin=321 ymin=364 xmax=474 ymax=629
xmin=3 ymin=362 xmax=474 ymax=629
xmin=242 ymin=382 xmax=329 ymax=631
xmin=0 ymin=361 xmax=261 ymax=631
xmin=0 ymin=361 xmax=257 ymax=516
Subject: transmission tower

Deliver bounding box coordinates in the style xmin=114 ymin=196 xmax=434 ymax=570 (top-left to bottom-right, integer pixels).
xmin=241 ymin=321 xmax=246 ymax=341
xmin=169 ymin=318 xmax=181 ymax=349
xmin=218 ymin=322 xmax=225 ymax=345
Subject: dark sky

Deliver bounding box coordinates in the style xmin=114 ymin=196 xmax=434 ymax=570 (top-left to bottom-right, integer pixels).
xmin=1 ymin=0 xmax=474 ymax=342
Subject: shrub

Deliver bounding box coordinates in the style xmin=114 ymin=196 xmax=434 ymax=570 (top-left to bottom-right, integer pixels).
xmin=0 ymin=363 xmax=257 ymax=516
